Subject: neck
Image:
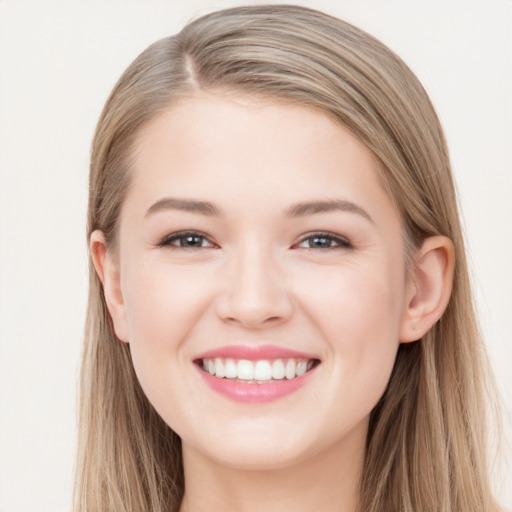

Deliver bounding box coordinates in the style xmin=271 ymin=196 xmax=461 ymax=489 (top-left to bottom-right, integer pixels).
xmin=179 ymin=420 xmax=367 ymax=512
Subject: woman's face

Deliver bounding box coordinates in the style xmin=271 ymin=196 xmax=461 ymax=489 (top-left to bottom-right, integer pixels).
xmin=106 ymin=93 xmax=414 ymax=470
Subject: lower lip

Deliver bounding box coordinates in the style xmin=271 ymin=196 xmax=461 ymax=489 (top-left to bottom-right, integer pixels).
xmin=194 ymin=364 xmax=317 ymax=403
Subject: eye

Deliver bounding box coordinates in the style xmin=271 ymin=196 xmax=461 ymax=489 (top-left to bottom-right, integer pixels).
xmin=295 ymin=232 xmax=353 ymax=250
xmin=156 ymin=231 xmax=216 ymax=249
xmin=156 ymin=231 xmax=352 ymax=250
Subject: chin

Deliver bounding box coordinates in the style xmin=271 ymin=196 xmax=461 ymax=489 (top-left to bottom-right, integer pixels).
xmin=205 ymin=442 xmax=310 ymax=472
xmin=183 ymin=419 xmax=332 ymax=472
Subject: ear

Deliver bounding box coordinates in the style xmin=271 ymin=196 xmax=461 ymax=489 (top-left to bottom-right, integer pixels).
xmin=400 ymin=236 xmax=455 ymax=343
xmin=90 ymin=230 xmax=130 ymax=343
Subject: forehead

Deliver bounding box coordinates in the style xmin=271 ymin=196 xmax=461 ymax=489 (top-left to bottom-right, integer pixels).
xmin=125 ymin=92 xmax=395 ymax=222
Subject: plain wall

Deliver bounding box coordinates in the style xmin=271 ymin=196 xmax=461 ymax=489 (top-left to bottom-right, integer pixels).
xmin=0 ymin=1 xmax=510 ymax=510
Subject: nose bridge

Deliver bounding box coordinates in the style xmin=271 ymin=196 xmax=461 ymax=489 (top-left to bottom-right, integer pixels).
xmin=219 ymin=237 xmax=292 ymax=328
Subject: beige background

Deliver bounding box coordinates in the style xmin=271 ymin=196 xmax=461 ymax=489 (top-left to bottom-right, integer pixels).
xmin=0 ymin=1 xmax=510 ymax=510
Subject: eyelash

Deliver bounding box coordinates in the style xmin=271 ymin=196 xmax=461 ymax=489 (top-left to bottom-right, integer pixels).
xmin=156 ymin=231 xmax=353 ymax=250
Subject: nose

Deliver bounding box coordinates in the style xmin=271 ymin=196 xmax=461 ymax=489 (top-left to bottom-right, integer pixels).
xmin=216 ymin=243 xmax=293 ymax=329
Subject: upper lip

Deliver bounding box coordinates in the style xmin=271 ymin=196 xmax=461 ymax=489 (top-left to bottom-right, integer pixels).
xmin=194 ymin=344 xmax=320 ymax=361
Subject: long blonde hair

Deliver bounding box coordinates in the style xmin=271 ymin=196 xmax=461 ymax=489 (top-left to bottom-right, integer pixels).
xmin=75 ymin=5 xmax=500 ymax=511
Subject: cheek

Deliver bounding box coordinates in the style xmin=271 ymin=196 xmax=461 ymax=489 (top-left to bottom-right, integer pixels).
xmin=121 ymin=262 xmax=211 ymax=382
xmin=120 ymin=262 xmax=221 ymax=427
xmin=297 ymin=260 xmax=405 ymax=397
xmin=301 ymin=260 xmax=405 ymax=340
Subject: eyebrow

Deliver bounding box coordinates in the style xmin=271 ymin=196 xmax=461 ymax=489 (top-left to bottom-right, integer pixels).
xmin=146 ymin=197 xmax=221 ymax=217
xmin=145 ymin=197 xmax=373 ymax=223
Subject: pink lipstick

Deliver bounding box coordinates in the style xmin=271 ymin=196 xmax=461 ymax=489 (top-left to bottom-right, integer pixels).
xmin=193 ymin=344 xmax=320 ymax=403
xmin=195 ymin=344 xmax=318 ymax=361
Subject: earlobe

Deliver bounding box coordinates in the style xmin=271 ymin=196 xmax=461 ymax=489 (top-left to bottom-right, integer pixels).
xmin=90 ymin=230 xmax=130 ymax=343
xmin=399 ymin=236 xmax=455 ymax=343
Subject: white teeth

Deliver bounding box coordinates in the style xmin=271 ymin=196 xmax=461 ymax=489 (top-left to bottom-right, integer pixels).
xmin=296 ymin=360 xmax=307 ymax=376
xmin=254 ymin=360 xmax=272 ymax=380
xmin=200 ymin=357 xmax=316 ymax=381
xmin=285 ymin=359 xmax=296 ymax=380
xmin=214 ymin=358 xmax=225 ymax=378
xmin=237 ymin=360 xmax=254 ymax=380
xmin=225 ymin=358 xmax=237 ymax=378
xmin=271 ymin=359 xmax=285 ymax=379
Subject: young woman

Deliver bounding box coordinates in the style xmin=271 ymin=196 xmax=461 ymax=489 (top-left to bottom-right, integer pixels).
xmin=75 ymin=5 xmax=501 ymax=511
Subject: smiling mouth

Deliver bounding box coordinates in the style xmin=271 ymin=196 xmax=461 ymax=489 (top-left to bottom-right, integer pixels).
xmin=195 ymin=357 xmax=321 ymax=383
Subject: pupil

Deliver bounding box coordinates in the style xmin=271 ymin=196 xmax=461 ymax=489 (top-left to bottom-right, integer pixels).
xmin=183 ymin=236 xmax=202 ymax=247
xmin=312 ymin=237 xmax=330 ymax=248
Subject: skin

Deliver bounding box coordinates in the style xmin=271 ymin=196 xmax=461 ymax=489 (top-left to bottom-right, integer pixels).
xmin=91 ymin=92 xmax=454 ymax=512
